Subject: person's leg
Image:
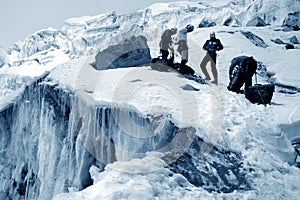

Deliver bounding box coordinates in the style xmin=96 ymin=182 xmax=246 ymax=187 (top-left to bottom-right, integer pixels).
xmin=161 ymin=50 xmax=169 ymax=59
xmin=200 ymin=53 xmax=211 ymax=80
xmin=181 ymin=49 xmax=188 ymax=65
xmin=181 ymin=59 xmax=188 ymax=66
xmin=244 ymin=71 xmax=255 ymax=91
xmin=211 ymin=54 xmax=218 ymax=83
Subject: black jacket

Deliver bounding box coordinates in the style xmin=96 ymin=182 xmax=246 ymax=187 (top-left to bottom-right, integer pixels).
xmin=228 ymin=56 xmax=257 ymax=89
xmin=228 ymin=56 xmax=249 ymax=76
xmin=203 ymin=38 xmax=223 ymax=55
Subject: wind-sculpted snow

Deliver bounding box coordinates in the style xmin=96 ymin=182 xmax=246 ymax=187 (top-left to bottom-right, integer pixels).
xmin=21 ymin=28 xmax=71 ymax=58
xmin=5 ymin=0 xmax=299 ymax=65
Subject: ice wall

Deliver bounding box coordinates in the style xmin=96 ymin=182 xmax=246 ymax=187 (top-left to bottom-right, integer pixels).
xmin=0 ymin=76 xmax=182 ymax=199
xmin=243 ymin=0 xmax=300 ymax=26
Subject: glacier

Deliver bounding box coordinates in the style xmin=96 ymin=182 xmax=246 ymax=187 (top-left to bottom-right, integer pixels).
xmin=1 ymin=0 xmax=300 ymax=199
xmin=0 ymin=77 xmax=183 ymax=199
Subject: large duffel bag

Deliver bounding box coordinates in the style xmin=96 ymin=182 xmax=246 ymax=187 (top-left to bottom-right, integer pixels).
xmin=175 ymin=63 xmax=195 ymax=75
xmin=151 ymin=56 xmax=175 ymax=72
xmin=245 ymin=83 xmax=275 ymax=105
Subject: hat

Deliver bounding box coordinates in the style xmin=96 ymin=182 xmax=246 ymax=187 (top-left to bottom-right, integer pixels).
xmin=186 ymin=24 xmax=194 ymax=32
xmin=170 ymin=28 xmax=177 ymax=34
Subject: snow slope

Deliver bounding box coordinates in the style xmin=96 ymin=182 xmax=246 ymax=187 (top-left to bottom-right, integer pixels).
xmin=53 ymin=26 xmax=300 ymax=200
xmin=0 ymin=0 xmax=300 ymax=200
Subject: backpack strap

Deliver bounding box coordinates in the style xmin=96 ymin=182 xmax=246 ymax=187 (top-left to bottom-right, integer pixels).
xmin=254 ymin=71 xmax=258 ymax=85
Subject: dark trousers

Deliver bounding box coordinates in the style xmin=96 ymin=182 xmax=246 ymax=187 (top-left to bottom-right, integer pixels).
xmin=160 ymin=49 xmax=169 ymax=59
xmin=177 ymin=40 xmax=188 ymax=65
xmin=244 ymin=69 xmax=256 ymax=91
xmin=200 ymin=52 xmax=217 ymax=81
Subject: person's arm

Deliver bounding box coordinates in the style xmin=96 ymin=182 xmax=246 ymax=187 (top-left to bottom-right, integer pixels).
xmin=168 ymin=42 xmax=174 ymax=52
xmin=229 ymin=58 xmax=239 ymax=76
xmin=229 ymin=63 xmax=236 ymax=77
xmin=216 ymin=39 xmax=223 ymax=51
xmin=244 ymin=63 xmax=252 ymax=90
xmin=203 ymin=40 xmax=209 ymax=51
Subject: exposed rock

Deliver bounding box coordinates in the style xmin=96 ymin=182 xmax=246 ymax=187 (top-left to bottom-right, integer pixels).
xmin=271 ymin=38 xmax=285 ymax=44
xmin=223 ymin=17 xmax=233 ymax=26
xmin=93 ymin=35 xmax=151 ymax=70
xmin=181 ymin=84 xmax=200 ymax=91
xmin=246 ymin=16 xmax=267 ymax=27
xmin=168 ymin=136 xmax=252 ymax=193
xmin=223 ymin=17 xmax=240 ymax=27
xmin=285 ymin=43 xmax=295 ymax=49
xmin=198 ymin=19 xmax=216 ymax=28
xmin=283 ymin=11 xmax=300 ymax=31
xmin=289 ymin=35 xmax=299 ymax=44
xmin=240 ymin=31 xmax=268 ymax=48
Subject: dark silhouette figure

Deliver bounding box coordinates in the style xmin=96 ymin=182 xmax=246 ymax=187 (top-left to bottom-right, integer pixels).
xmin=227 ymin=56 xmax=257 ymax=93
xmin=200 ymin=32 xmax=223 ymax=84
xmin=159 ymin=28 xmax=177 ymax=59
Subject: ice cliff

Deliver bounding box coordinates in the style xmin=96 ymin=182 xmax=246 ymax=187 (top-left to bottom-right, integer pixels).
xmin=0 ymin=76 xmax=181 ymax=199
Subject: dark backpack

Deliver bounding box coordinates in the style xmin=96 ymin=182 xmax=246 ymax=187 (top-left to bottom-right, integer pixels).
xmin=245 ymin=83 xmax=275 ymax=105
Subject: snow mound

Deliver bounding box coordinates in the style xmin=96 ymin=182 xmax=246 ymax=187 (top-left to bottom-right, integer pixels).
xmin=20 ymin=28 xmax=71 ymax=58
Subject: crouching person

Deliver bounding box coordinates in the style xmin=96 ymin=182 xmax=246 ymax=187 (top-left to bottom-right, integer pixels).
xmin=227 ymin=56 xmax=257 ymax=93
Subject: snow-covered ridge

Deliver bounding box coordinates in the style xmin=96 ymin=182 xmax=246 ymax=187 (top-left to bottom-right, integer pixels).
xmin=4 ymin=0 xmax=299 ymax=64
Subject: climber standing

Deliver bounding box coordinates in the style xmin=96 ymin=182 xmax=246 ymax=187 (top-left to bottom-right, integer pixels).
xmin=159 ymin=28 xmax=178 ymax=60
xmin=176 ymin=24 xmax=194 ymax=66
xmin=200 ymin=32 xmax=223 ymax=84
